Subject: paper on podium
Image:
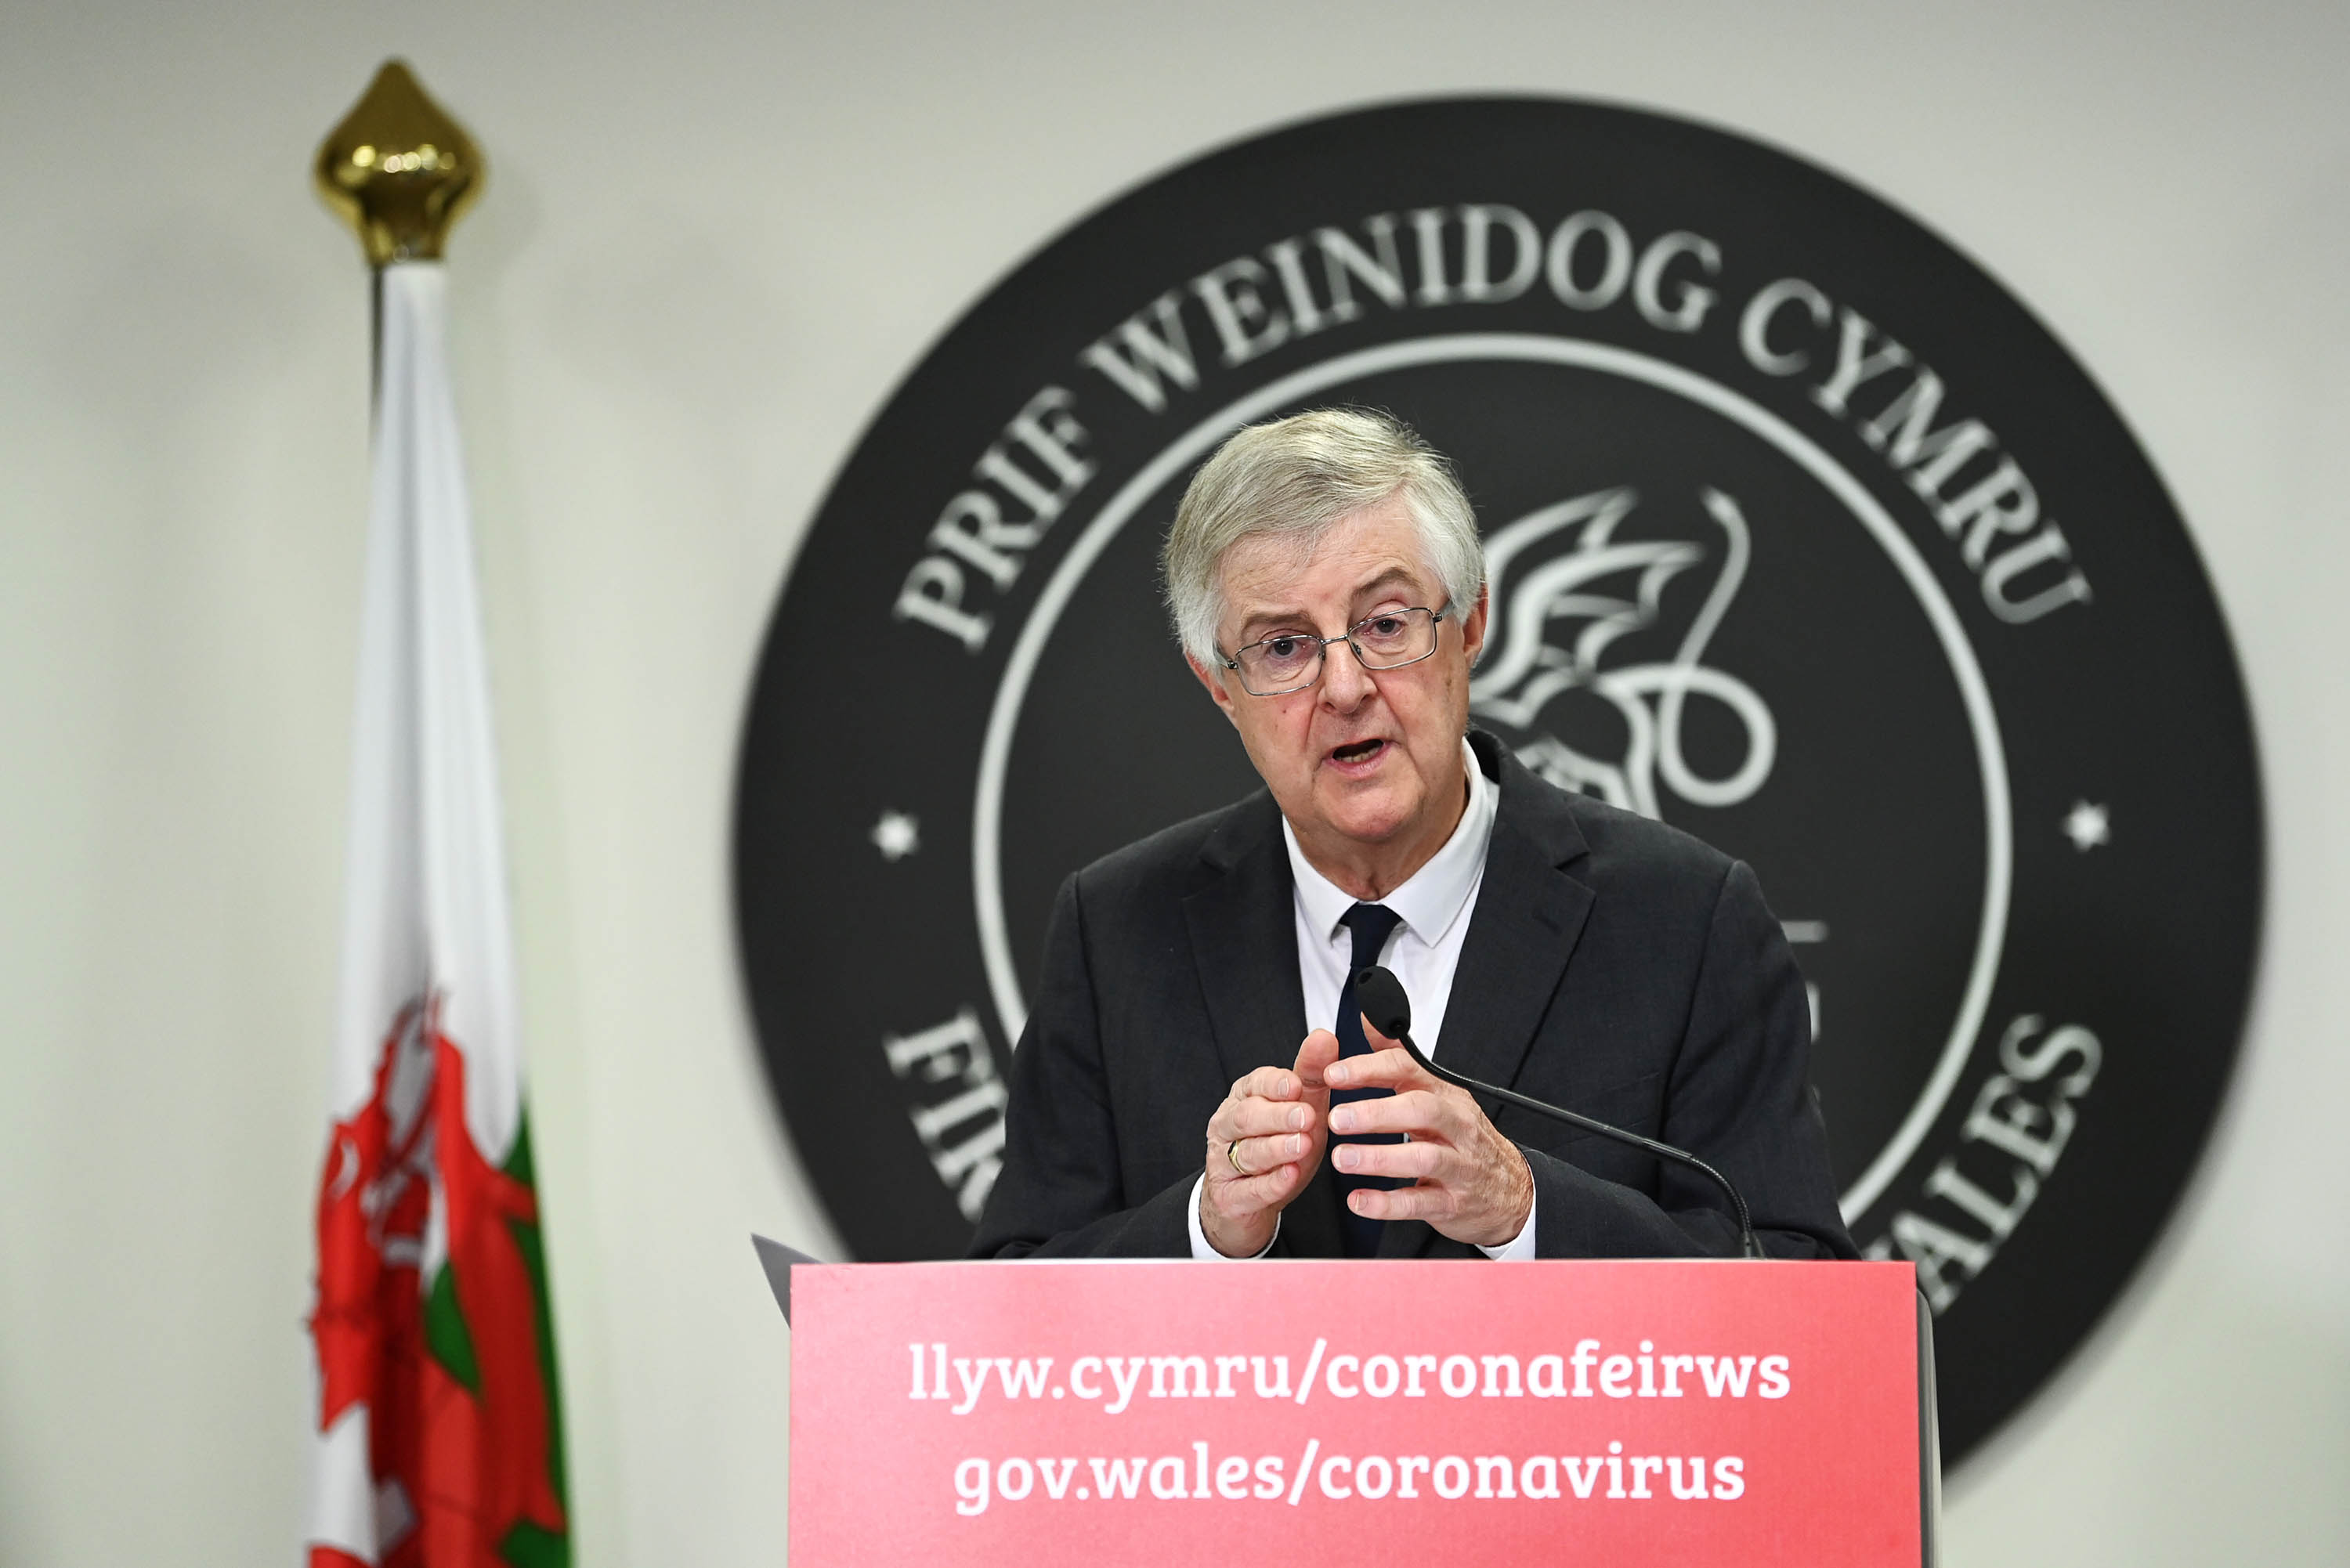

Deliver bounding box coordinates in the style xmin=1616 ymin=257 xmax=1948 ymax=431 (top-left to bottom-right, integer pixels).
xmin=750 ymin=1233 xmax=824 ymax=1325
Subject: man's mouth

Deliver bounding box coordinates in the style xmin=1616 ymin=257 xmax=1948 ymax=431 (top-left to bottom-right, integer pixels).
xmin=1329 ymin=738 xmax=1387 ymax=765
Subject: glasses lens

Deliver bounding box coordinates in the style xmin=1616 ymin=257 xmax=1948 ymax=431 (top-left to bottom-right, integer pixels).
xmin=1354 ymin=608 xmax=1434 ymax=667
xmin=1241 ymin=634 xmax=1322 ymax=693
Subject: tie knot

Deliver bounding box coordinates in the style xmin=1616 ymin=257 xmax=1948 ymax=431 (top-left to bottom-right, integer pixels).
xmin=1342 ymin=902 xmax=1403 ymax=969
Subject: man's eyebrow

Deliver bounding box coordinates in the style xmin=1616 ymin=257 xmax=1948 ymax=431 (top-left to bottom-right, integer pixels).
xmin=1349 ymin=566 xmax=1424 ymax=604
xmin=1231 ymin=604 xmax=1314 ymax=644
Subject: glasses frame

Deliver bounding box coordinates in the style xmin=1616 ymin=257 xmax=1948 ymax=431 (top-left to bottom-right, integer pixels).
xmin=1219 ymin=604 xmax=1454 ymax=697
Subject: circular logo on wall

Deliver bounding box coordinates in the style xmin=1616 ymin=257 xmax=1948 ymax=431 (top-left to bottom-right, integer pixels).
xmin=733 ymin=98 xmax=2261 ymax=1465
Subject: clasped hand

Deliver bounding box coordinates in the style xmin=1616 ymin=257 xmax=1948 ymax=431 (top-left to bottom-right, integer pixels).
xmin=1200 ymin=1017 xmax=1534 ymax=1257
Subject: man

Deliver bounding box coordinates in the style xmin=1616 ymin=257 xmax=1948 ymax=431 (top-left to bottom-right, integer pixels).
xmin=970 ymin=408 xmax=1853 ymax=1262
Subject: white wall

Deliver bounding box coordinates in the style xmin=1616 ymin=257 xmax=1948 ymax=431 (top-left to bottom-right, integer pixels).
xmin=2 ymin=2 xmax=2343 ymax=1563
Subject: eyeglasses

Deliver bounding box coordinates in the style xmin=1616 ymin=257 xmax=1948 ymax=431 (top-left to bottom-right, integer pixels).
xmin=1220 ymin=605 xmax=1452 ymax=697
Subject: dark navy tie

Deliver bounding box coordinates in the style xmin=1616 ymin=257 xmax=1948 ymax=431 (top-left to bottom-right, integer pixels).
xmin=1332 ymin=902 xmax=1405 ymax=1257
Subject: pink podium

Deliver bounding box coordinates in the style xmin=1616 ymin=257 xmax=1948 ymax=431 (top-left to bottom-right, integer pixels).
xmin=758 ymin=1242 xmax=1940 ymax=1566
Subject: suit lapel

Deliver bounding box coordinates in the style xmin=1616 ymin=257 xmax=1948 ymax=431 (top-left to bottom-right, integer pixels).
xmin=1180 ymin=795 xmax=1347 ymax=1259
xmin=1436 ymin=733 xmax=1597 ymax=1102
xmin=1181 ymin=793 xmax=1306 ymax=1088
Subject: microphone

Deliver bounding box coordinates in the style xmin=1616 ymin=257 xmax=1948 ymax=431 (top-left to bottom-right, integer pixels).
xmin=1353 ymin=964 xmax=1765 ymax=1260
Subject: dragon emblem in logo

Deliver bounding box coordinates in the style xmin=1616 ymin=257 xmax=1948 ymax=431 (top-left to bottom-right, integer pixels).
xmin=1470 ymin=485 xmax=1775 ymax=823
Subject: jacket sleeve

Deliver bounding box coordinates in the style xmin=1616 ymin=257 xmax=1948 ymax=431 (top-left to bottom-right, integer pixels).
xmin=967 ymin=873 xmax=1198 ymax=1258
xmin=1528 ymin=858 xmax=1858 ymax=1261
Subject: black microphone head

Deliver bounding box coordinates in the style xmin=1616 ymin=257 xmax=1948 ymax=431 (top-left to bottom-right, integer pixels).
xmin=1354 ymin=964 xmax=1412 ymax=1040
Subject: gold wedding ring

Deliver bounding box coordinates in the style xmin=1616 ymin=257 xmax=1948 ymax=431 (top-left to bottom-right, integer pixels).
xmin=1227 ymin=1139 xmax=1249 ymax=1177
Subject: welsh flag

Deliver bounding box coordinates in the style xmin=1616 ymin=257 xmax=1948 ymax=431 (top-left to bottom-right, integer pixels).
xmin=306 ymin=260 xmax=569 ymax=1568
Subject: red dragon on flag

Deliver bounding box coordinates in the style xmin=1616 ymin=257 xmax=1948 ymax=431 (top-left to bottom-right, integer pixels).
xmin=311 ymin=997 xmax=566 ymax=1568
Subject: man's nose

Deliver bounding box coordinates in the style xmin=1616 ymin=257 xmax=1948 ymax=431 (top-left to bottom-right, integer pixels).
xmin=1320 ymin=635 xmax=1376 ymax=709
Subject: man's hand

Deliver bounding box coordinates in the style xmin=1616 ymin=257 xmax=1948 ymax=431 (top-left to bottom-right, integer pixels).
xmin=1323 ymin=1019 xmax=1535 ymax=1249
xmin=1200 ymin=1030 xmax=1342 ymax=1258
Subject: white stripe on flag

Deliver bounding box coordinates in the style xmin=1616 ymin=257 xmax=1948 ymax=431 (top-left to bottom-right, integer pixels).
xmin=328 ymin=259 xmax=521 ymax=1162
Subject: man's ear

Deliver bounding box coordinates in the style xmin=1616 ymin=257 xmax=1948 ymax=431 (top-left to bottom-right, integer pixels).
xmin=1459 ymin=583 xmax=1491 ymax=669
xmin=1186 ymin=650 xmax=1239 ymax=726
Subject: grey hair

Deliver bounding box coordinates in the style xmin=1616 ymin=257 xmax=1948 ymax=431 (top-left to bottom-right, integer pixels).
xmin=1160 ymin=407 xmax=1486 ymax=664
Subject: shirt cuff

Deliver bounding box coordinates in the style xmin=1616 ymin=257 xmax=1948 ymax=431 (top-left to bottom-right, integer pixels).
xmin=1188 ymin=1175 xmax=1279 ymax=1259
xmin=1477 ymin=1183 xmax=1538 ymax=1260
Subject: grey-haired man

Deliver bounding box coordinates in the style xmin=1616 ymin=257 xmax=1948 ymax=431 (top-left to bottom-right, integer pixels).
xmin=971 ymin=408 xmax=1853 ymax=1263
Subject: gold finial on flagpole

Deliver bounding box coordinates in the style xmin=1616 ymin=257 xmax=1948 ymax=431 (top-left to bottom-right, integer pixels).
xmin=315 ymin=60 xmax=485 ymax=266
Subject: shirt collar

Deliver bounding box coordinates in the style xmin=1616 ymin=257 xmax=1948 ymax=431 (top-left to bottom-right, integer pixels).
xmin=1281 ymin=738 xmax=1496 ymax=946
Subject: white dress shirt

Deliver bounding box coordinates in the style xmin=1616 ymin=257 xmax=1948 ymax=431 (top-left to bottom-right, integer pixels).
xmin=1188 ymin=740 xmax=1538 ymax=1259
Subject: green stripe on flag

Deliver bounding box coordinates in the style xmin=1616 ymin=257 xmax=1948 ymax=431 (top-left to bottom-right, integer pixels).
xmin=500 ymin=1521 xmax=569 ymax=1568
xmin=504 ymin=1114 xmax=571 ymax=1564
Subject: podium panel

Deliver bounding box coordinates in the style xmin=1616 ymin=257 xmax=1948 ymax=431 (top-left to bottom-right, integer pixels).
xmin=786 ymin=1258 xmax=1922 ymax=1566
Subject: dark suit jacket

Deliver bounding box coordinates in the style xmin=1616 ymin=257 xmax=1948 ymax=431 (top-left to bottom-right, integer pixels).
xmin=970 ymin=730 xmax=1856 ymax=1261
